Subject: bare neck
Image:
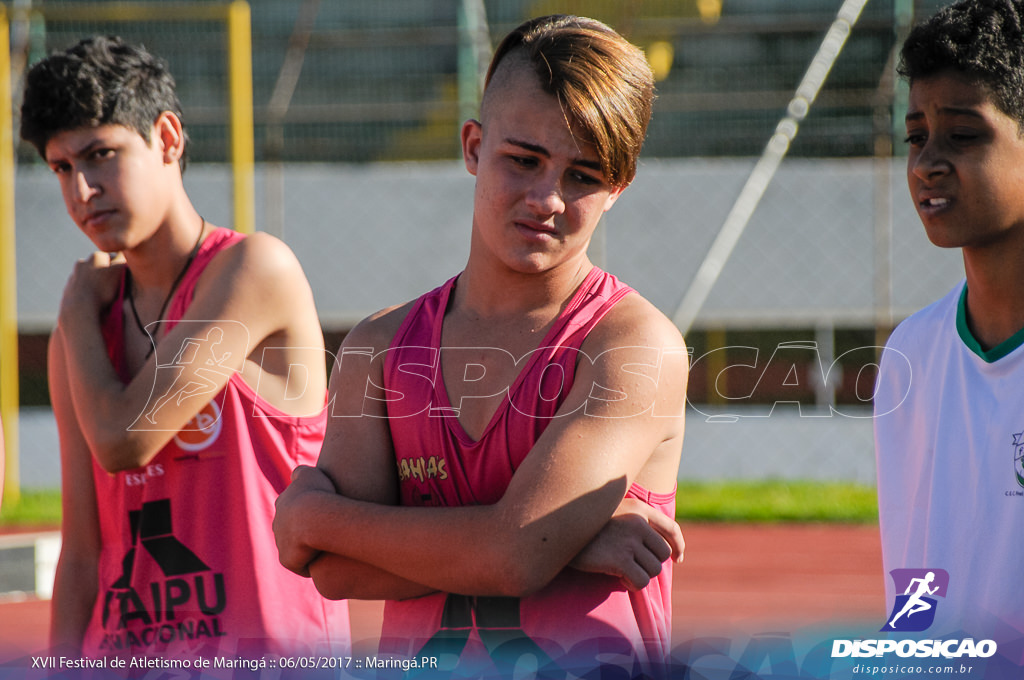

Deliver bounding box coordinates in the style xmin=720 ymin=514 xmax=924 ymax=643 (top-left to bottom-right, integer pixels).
xmin=454 ymin=257 xmax=594 ymax=323
xmin=962 ymin=244 xmax=1024 ymax=350
xmin=123 ymin=208 xmax=208 ymax=294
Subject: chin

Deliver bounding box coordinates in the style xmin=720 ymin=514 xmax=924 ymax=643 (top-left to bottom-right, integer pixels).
xmin=922 ymin=235 xmax=964 ymax=250
xmin=495 ymin=250 xmax=551 ymax=272
xmin=89 ymin=236 xmax=131 ymax=254
xmin=919 ymin=221 xmax=963 ymax=250
xmin=503 ymin=262 xmax=550 ymax=276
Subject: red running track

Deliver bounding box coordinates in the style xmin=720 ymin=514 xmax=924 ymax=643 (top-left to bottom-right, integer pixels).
xmin=0 ymin=523 xmax=884 ymax=665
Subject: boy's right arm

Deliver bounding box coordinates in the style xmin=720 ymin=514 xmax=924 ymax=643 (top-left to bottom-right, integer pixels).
xmin=48 ymin=328 xmax=102 ymax=650
xmin=275 ymin=306 xmax=438 ymax=601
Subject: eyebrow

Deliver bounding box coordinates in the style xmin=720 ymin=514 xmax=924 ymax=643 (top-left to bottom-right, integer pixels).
xmin=505 ymin=137 xmax=603 ymax=172
xmin=46 ymin=138 xmax=106 ymax=165
xmin=905 ymin=107 xmax=987 ymax=124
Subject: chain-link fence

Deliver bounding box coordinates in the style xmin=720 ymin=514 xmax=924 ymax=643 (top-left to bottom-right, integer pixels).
xmin=10 ymin=0 xmax=949 ymax=165
xmin=9 ymin=0 xmax=964 ymax=484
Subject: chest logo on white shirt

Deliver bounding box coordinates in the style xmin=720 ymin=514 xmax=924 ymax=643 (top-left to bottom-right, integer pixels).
xmin=1013 ymin=432 xmax=1024 ymax=489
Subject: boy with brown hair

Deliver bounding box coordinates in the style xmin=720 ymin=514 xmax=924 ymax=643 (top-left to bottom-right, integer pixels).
xmin=274 ymin=15 xmax=687 ymax=677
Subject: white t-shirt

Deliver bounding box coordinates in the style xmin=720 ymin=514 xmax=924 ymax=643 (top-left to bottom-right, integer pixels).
xmin=875 ymin=280 xmax=1024 ymax=647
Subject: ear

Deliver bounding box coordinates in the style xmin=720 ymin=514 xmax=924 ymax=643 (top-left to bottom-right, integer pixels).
xmin=154 ymin=111 xmax=185 ymax=165
xmin=461 ymin=119 xmax=483 ymax=177
xmin=602 ymin=184 xmax=627 ymax=212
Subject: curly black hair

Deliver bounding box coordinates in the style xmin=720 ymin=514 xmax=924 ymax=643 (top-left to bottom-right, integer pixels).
xmin=20 ymin=35 xmax=189 ymax=169
xmin=899 ymin=0 xmax=1024 ymax=128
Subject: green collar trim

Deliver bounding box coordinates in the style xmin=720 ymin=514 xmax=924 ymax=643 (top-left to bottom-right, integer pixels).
xmin=956 ymin=285 xmax=1024 ymax=362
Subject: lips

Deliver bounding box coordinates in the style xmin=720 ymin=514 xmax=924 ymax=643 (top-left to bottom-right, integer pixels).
xmin=81 ymin=209 xmax=115 ymax=229
xmin=914 ymin=189 xmax=954 ymax=216
xmin=514 ymin=219 xmax=558 ymax=238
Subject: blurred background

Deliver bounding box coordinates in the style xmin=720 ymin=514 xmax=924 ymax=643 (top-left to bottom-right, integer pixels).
xmin=3 ymin=0 xmax=961 ymax=502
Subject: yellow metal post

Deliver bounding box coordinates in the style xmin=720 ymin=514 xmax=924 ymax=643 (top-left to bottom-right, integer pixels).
xmin=227 ymin=0 xmax=254 ymax=234
xmin=705 ymin=328 xmax=727 ymax=407
xmin=0 ymin=5 xmax=21 ymax=506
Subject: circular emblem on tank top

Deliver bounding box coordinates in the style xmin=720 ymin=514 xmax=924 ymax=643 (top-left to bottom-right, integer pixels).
xmin=173 ymin=401 xmax=223 ymax=451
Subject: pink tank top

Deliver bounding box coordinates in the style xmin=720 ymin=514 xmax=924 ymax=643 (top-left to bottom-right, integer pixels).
xmin=84 ymin=228 xmax=348 ymax=662
xmin=379 ymin=267 xmax=674 ymax=677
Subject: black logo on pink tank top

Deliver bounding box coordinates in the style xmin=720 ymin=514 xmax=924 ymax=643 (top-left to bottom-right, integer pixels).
xmin=99 ymin=498 xmax=227 ymax=654
xmin=413 ymin=595 xmax=559 ymax=675
xmin=393 ymin=593 xmax=651 ymax=676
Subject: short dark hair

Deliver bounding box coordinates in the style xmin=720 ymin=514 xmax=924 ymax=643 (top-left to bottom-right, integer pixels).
xmin=899 ymin=0 xmax=1024 ymax=128
xmin=485 ymin=15 xmax=655 ymax=188
xmin=20 ymin=35 xmax=189 ymax=169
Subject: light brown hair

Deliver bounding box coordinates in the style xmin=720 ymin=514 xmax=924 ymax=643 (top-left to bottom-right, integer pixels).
xmin=485 ymin=15 xmax=655 ymax=188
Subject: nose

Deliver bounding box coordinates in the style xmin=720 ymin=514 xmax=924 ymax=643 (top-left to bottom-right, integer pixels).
xmin=525 ymin=172 xmax=566 ymax=216
xmin=71 ymin=169 xmax=100 ymax=203
xmin=910 ymin=139 xmax=951 ymax=182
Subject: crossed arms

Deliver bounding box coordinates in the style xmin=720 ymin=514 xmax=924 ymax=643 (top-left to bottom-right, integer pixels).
xmin=274 ymin=293 xmax=688 ymax=600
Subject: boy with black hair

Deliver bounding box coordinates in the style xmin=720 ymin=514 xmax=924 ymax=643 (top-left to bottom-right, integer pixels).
xmin=874 ymin=0 xmax=1024 ymax=673
xmin=22 ymin=36 xmax=347 ymax=662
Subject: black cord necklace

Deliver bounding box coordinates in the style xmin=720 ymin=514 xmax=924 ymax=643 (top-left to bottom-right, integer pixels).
xmin=126 ymin=218 xmax=206 ymax=358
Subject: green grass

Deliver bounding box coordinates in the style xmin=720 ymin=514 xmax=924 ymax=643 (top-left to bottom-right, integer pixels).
xmin=0 ymin=482 xmax=878 ymax=529
xmin=0 ymin=489 xmax=62 ymax=528
xmin=676 ymin=480 xmax=878 ymax=523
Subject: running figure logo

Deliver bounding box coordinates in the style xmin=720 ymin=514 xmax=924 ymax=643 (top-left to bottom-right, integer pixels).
xmin=881 ymin=568 xmax=949 ymax=632
xmin=129 ymin=321 xmax=246 ymax=432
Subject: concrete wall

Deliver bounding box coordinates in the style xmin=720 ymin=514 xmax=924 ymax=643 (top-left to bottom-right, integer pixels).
xmin=14 ymin=158 xmax=963 ymax=331
xmin=12 ymin=158 xmax=951 ymax=488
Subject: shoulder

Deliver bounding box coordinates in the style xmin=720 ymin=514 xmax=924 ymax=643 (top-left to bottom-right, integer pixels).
xmin=339 ymin=301 xmax=418 ymax=354
xmin=885 ymin=280 xmax=964 ymax=354
xmin=195 ymin=230 xmax=313 ymax=306
xmin=585 ymin=289 xmax=687 ymax=355
xmin=339 ymin=278 xmax=452 ymax=353
xmin=576 ymin=290 xmax=689 ymax=404
xmin=875 ymin=282 xmax=963 ymax=416
xmin=209 ymin=230 xmax=305 ymax=279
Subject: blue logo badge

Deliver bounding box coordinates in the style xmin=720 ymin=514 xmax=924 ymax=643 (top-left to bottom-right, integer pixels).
xmin=881 ymin=568 xmax=949 ymax=632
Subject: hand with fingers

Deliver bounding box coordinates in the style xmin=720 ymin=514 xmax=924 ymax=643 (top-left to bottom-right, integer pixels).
xmin=58 ymin=251 xmax=126 ymax=325
xmin=570 ymin=497 xmax=685 ymax=591
xmin=273 ymin=464 xmax=338 ymax=577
